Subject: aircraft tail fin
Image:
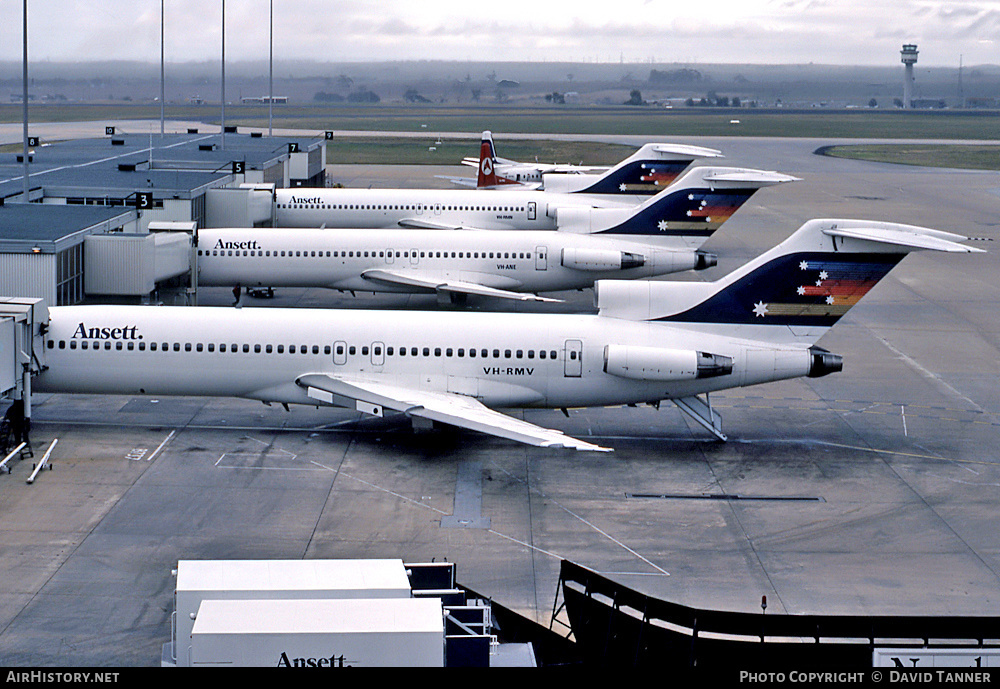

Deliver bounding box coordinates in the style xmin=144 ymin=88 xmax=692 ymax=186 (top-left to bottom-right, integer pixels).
xmin=556 ymin=166 xmax=797 ymax=244
xmin=475 ymin=130 xmax=522 ymax=188
xmin=596 ymin=218 xmax=983 ymax=344
xmin=542 ymin=143 xmax=725 ymax=195
xmin=476 ymin=131 xmax=498 ymax=187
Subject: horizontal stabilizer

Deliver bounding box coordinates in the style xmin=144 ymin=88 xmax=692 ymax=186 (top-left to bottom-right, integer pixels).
xmin=701 ymin=169 xmax=801 ymax=186
xmin=822 ymin=225 xmax=987 ymax=253
xmin=649 ymin=143 xmax=724 ymax=159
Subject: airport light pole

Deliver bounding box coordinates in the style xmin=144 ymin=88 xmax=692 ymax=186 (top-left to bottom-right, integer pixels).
xmin=269 ymin=0 xmax=273 ymax=136
xmin=221 ymin=0 xmax=226 ymax=150
xmin=22 ymin=0 xmax=29 ymax=202
xmin=160 ymin=0 xmax=165 ymax=136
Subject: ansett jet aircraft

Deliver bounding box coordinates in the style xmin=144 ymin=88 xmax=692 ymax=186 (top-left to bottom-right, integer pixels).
xmin=35 ymin=219 xmax=981 ymax=452
xmin=196 ymin=227 xmax=717 ymax=303
xmin=274 ymin=166 xmax=797 ymax=248
xmin=459 ymin=130 xmax=724 ymax=194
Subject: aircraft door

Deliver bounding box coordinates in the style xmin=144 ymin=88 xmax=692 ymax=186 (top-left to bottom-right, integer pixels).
xmin=527 ymin=201 xmax=537 ymax=221
xmin=535 ymin=246 xmax=548 ymax=271
xmin=564 ymin=339 xmax=583 ymax=377
xmin=434 ymin=203 xmax=442 ymax=215
xmin=333 ymin=340 xmax=347 ymax=365
xmin=371 ymin=342 xmax=385 ymax=367
xmin=385 ymin=248 xmax=394 ymax=265
xmin=409 ymin=249 xmax=419 ymax=265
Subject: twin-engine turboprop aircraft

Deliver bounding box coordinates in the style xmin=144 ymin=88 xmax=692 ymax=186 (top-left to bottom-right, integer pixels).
xmin=274 ymin=165 xmax=797 ymax=247
xmin=456 ymin=130 xmax=725 ymax=194
xmin=197 ymin=227 xmax=717 ymax=303
xmin=34 ymin=219 xmax=982 ymax=452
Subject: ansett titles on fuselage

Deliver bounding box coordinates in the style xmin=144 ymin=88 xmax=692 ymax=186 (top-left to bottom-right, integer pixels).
xmin=214 ymin=239 xmax=262 ymax=251
xmin=72 ymin=323 xmax=141 ymax=340
xmin=288 ymin=196 xmax=322 ymax=205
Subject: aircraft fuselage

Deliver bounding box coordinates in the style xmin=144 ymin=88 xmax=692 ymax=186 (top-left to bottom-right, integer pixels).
xmin=35 ymin=305 xmax=811 ymax=411
xmin=274 ymin=188 xmax=632 ymax=230
xmin=196 ymin=227 xmax=703 ymax=295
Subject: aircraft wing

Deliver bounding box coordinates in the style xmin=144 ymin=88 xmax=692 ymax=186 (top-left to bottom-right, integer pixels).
xmin=295 ymin=374 xmax=612 ymax=452
xmin=461 ymin=155 xmax=519 ymax=166
xmin=360 ymin=268 xmax=561 ymax=302
xmin=397 ymin=218 xmax=469 ymax=230
xmin=434 ymin=174 xmax=478 ymax=188
xmin=542 ymin=165 xmax=607 ymax=174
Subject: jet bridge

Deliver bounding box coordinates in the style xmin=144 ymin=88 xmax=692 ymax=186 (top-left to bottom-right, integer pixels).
xmin=0 ymin=298 xmax=48 ymax=418
xmin=0 ymin=297 xmax=49 ymax=408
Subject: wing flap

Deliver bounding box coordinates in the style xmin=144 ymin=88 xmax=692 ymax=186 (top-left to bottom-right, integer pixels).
xmin=296 ymin=374 xmax=611 ymax=452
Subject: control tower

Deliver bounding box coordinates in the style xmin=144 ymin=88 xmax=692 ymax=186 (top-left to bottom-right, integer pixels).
xmin=901 ymin=44 xmax=918 ymax=108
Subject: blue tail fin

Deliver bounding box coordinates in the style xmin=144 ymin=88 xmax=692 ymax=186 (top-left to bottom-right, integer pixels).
xmin=596 ymin=219 xmax=984 ymax=343
xmin=542 ymin=143 xmax=725 ymax=196
xmin=574 ymin=167 xmax=798 ymax=240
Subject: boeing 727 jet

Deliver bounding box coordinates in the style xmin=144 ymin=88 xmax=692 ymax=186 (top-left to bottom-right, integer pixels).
xmin=33 ymin=219 xmax=982 ymax=451
xmin=275 ymin=166 xmax=797 ymax=247
xmin=197 ymin=227 xmax=716 ymax=303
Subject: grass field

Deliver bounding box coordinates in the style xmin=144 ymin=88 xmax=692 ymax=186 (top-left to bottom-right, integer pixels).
xmin=817 ymin=143 xmax=1000 ymax=170
xmin=3 ymin=103 xmax=1000 ymax=140
xmin=4 ymin=103 xmax=998 ymax=168
xmin=324 ymin=137 xmax=636 ymax=165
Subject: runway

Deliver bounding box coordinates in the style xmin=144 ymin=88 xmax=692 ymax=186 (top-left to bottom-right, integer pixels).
xmin=1 ymin=131 xmax=998 ymax=666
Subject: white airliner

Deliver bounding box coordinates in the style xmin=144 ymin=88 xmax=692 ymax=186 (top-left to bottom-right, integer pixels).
xmin=458 ymin=131 xmax=607 ymax=187
xmin=275 ymin=165 xmax=797 ymax=247
xmin=454 ymin=130 xmax=724 ymax=193
xmin=34 ymin=219 xmax=982 ymax=452
xmin=196 ymin=227 xmax=717 ymax=303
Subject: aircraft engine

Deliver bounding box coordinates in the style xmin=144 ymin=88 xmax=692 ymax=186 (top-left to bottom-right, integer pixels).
xmin=561 ymin=247 xmax=645 ymax=271
xmin=553 ymin=206 xmax=632 ymax=233
xmin=808 ymin=346 xmax=843 ymax=378
xmin=603 ymin=344 xmax=733 ymax=382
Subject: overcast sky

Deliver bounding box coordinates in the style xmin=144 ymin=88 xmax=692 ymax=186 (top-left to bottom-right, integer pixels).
xmin=1 ymin=1 xmax=997 ymax=67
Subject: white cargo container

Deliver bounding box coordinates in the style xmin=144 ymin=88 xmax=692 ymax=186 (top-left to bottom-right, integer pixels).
xmin=169 ymin=559 xmax=412 ymax=667
xmin=190 ymin=598 xmax=444 ymax=667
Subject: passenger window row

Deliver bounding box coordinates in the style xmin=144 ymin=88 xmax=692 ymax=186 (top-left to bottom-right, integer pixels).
xmin=277 ymin=203 xmax=526 ymax=212
xmin=198 ymin=249 xmax=533 ymax=259
xmin=335 ymin=344 xmax=559 ymax=360
xmin=51 ymin=340 xmax=330 ymax=354
xmin=49 ymin=339 xmax=562 ymax=360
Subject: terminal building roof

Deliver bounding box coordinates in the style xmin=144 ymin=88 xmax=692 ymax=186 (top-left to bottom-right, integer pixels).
xmin=0 ymin=128 xmax=323 ymax=203
xmin=0 ymin=203 xmax=134 ymax=252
